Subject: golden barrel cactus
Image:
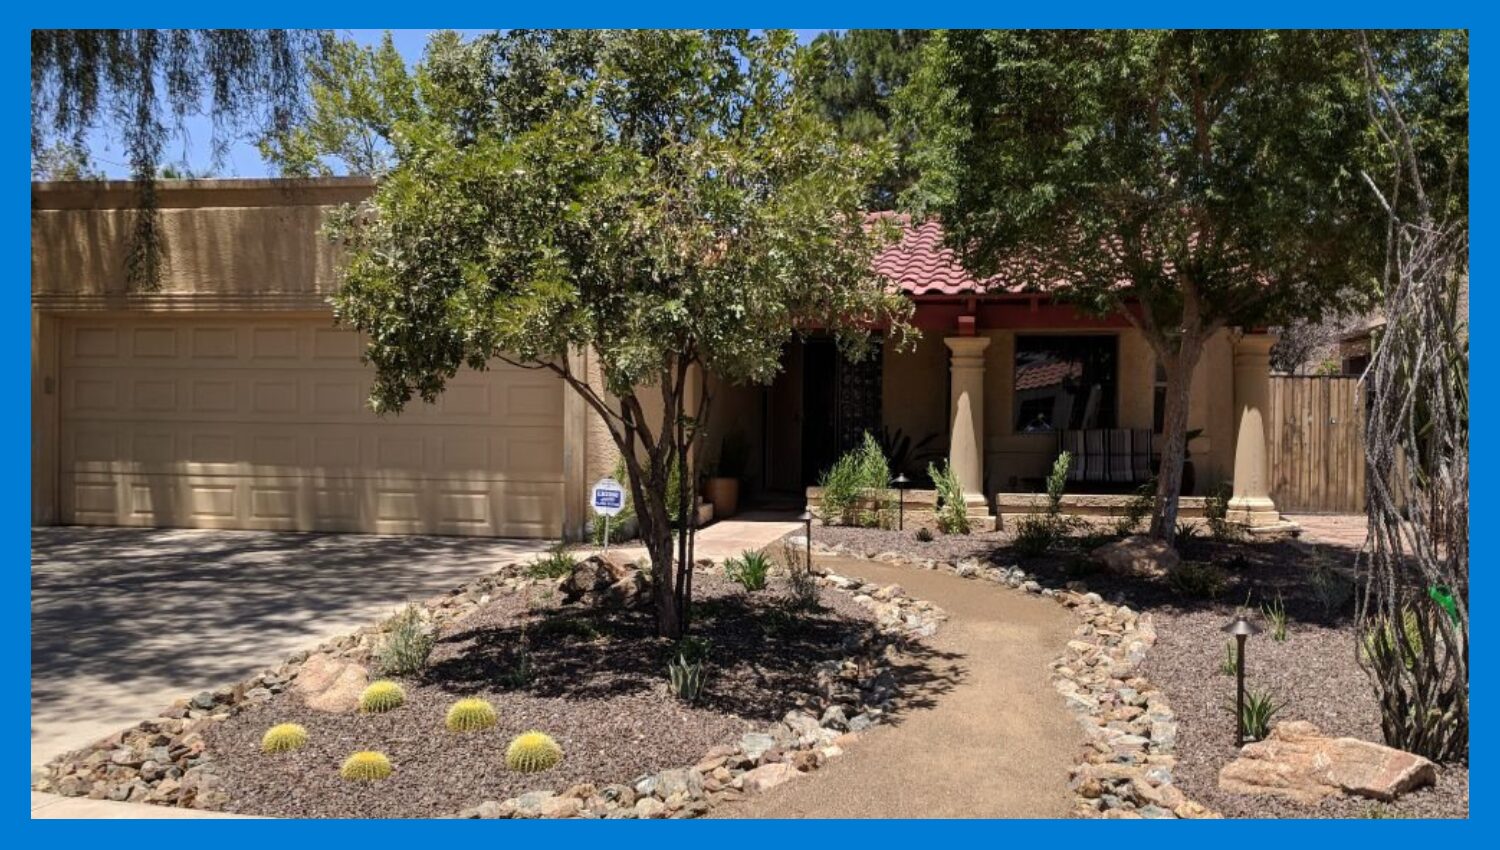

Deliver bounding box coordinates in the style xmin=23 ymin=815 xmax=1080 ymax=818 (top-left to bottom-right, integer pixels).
xmin=505 ymin=731 xmax=563 ymax=773
xmin=359 ymin=680 xmax=406 ymax=713
xmin=445 ymin=697 xmax=498 ymax=732
xmin=340 ymin=751 xmax=393 ymax=781
xmin=261 ymin=723 xmax=309 ymax=753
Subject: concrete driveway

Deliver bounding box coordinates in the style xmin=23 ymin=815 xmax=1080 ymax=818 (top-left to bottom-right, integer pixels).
xmin=31 ymin=526 xmax=549 ymax=773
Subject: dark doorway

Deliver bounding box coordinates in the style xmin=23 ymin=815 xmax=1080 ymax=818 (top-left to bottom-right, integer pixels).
xmin=800 ymin=338 xmax=840 ymax=485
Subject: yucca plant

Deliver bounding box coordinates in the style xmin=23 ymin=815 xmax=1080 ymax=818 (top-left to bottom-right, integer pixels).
xmin=505 ymin=731 xmax=563 ymax=773
xmin=340 ymin=751 xmax=393 ymax=781
xmin=724 ymin=550 xmax=771 ymax=591
xmin=445 ymin=697 xmax=498 ymax=732
xmin=260 ymin=723 xmax=309 ymax=753
xmin=359 ymin=680 xmax=406 ymax=713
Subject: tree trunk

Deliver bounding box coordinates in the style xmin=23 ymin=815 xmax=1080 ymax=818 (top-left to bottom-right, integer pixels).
xmin=1149 ymin=332 xmax=1205 ymax=545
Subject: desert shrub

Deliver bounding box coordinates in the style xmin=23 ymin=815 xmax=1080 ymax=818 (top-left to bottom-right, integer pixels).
xmin=501 ymin=624 xmax=535 ymax=687
xmin=375 ymin=603 xmax=436 ymax=676
xmin=505 ymin=731 xmax=564 ymax=773
xmin=818 ymin=432 xmax=893 ymax=527
xmin=928 ymin=460 xmax=971 ymax=535
xmin=1167 ymin=561 xmax=1228 ymax=599
xmin=1045 ymin=451 xmax=1072 ymax=515
xmin=534 ymin=616 xmax=603 ymax=641
xmin=359 ymin=680 xmax=406 ymax=713
xmin=340 ymin=751 xmax=393 ymax=781
xmin=1204 ymin=482 xmax=1246 ymax=542
xmin=1308 ymin=551 xmax=1355 ymax=618
xmin=1115 ymin=477 xmax=1157 ymax=536
xmin=261 ymin=723 xmax=308 ymax=753
xmin=786 ymin=561 xmax=822 ymax=611
xmin=1226 ymin=688 xmax=1283 ymax=742
xmin=724 ymin=550 xmax=771 ymax=591
xmin=914 ymin=526 xmax=934 ymax=543
xmin=527 ymin=549 xmax=578 ymax=580
xmin=445 ymin=697 xmax=498 ymax=732
xmin=1263 ymin=592 xmax=1289 ymax=641
xmin=1012 ymin=514 xmax=1059 ymax=557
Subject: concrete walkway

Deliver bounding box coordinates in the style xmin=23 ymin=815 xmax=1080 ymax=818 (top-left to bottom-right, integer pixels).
xmin=711 ymin=556 xmax=1080 ymax=818
xmin=31 ymin=527 xmax=549 ymax=777
xmin=604 ymin=511 xmax=804 ymax=564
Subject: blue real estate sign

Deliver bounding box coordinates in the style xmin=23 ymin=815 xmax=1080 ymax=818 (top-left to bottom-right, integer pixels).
xmin=591 ymin=477 xmax=627 ymax=517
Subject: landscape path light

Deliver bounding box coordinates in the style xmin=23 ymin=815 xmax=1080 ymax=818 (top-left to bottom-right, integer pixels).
xmin=1221 ymin=615 xmax=1263 ymax=747
xmin=892 ymin=473 xmax=909 ymax=531
xmin=798 ymin=510 xmax=814 ymax=575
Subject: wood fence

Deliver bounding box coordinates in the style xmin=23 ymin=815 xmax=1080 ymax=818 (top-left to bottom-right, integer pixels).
xmin=1266 ymin=375 xmax=1367 ymax=513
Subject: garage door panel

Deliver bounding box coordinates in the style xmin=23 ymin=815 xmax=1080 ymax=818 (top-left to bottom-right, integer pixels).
xmin=58 ymin=316 xmax=564 ymax=537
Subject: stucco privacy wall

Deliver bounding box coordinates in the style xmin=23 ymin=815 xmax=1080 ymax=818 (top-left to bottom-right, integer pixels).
xmin=882 ymin=327 xmax=1237 ymax=493
xmin=32 ymin=178 xmax=585 ymax=538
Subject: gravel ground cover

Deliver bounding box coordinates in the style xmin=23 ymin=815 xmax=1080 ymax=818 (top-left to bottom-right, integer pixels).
xmin=205 ymin=572 xmax=881 ymax=818
xmin=814 ymin=521 xmax=1468 ymax=819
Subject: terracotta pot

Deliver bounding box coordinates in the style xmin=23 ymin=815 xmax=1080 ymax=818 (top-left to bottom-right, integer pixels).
xmin=704 ymin=477 xmax=739 ymax=519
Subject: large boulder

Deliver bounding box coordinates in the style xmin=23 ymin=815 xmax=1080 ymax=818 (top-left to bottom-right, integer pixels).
xmin=1218 ymin=720 xmax=1438 ymax=803
xmin=558 ymin=555 xmax=646 ymax=608
xmin=1091 ymin=535 xmax=1180 ymax=579
xmin=293 ymin=653 xmax=369 ymax=713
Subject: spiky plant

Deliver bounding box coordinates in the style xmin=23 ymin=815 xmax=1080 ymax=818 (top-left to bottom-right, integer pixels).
xmin=260 ymin=723 xmax=308 ymax=753
xmin=445 ymin=697 xmax=498 ymax=732
xmin=340 ymin=751 xmax=393 ymax=781
xmin=505 ymin=731 xmax=563 ymax=773
xmin=359 ymin=680 xmax=405 ymax=713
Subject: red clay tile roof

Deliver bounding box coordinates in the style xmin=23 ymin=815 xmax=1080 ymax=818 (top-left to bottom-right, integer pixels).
xmin=872 ymin=215 xmax=1011 ymax=296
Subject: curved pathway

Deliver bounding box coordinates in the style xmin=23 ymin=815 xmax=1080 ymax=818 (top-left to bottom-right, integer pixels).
xmin=713 ymin=556 xmax=1080 ymax=818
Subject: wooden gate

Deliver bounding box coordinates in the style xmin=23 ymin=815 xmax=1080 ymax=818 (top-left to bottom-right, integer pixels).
xmin=1267 ymin=376 xmax=1366 ymax=513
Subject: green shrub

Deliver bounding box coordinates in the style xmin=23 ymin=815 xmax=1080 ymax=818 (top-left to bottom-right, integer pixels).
xmin=1115 ymin=477 xmax=1157 ymax=536
xmin=534 ymin=616 xmax=603 ymax=641
xmin=928 ymin=460 xmax=971 ymax=535
xmin=818 ymin=432 xmax=893 ymax=527
xmin=527 ymin=549 xmax=578 ymax=580
xmin=1362 ymin=607 xmax=1428 ymax=671
xmin=375 ymin=603 xmax=436 ymax=676
xmin=1204 ymin=482 xmax=1246 ymax=542
xmin=1045 ymin=451 xmax=1072 ymax=515
xmin=1219 ymin=640 xmax=1239 ymax=676
xmin=1175 ymin=520 xmax=1203 ymax=546
xmin=359 ymin=680 xmax=406 ymax=713
xmin=724 ymin=550 xmax=771 ymax=591
xmin=667 ymin=650 xmax=708 ymax=701
xmin=445 ymin=697 xmax=498 ymax=732
xmin=1013 ymin=513 xmax=1059 ymax=557
xmin=1263 ymin=592 xmax=1289 ymax=641
xmin=501 ymin=625 xmax=535 ymax=687
xmin=505 ymin=732 xmax=563 ymax=773
xmin=1226 ymin=688 xmax=1283 ymax=742
xmin=261 ymin=723 xmax=308 ymax=753
xmin=340 ymin=751 xmax=393 ymax=781
xmin=914 ymin=526 xmax=934 ymax=543
xmin=1308 ymin=552 xmax=1355 ymax=617
xmin=1168 ymin=561 xmax=1228 ymax=599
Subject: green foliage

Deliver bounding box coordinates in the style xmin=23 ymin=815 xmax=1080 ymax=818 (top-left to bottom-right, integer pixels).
xmin=1263 ymin=593 xmax=1289 ymax=641
xmin=1115 ymin=478 xmax=1157 ymax=537
xmin=359 ymin=680 xmax=406 ymax=713
xmin=1362 ymin=608 xmax=1428 ymax=672
xmin=261 ymin=723 xmax=309 ymax=754
xmin=1168 ymin=562 xmax=1228 ymax=600
xmin=505 ymin=731 xmax=564 ymax=773
xmin=1204 ymin=482 xmax=1245 ymax=542
xmin=527 ymin=550 xmax=578 ymax=580
xmin=501 ymin=625 xmax=535 ymax=688
xmin=914 ymin=526 xmax=934 ymax=543
xmin=1045 ymin=452 xmax=1072 ymax=515
xmin=724 ymin=550 xmax=772 ymax=592
xmin=445 ymin=697 xmax=498 ymax=732
xmin=1308 ymin=551 xmax=1355 ymax=618
xmin=928 ymin=459 xmax=970 ymax=535
xmin=1219 ymin=641 xmax=1239 ymax=676
xmin=1013 ymin=514 xmax=1059 ymax=558
xmin=534 ymin=616 xmax=603 ymax=642
xmin=786 ymin=560 xmax=823 ymax=612
xmin=1175 ymin=521 xmax=1203 ymax=546
xmin=667 ymin=637 xmax=712 ymax=702
xmin=819 ymin=433 xmax=895 ymax=527
xmin=591 ymin=459 xmax=638 ymax=545
xmin=1227 ymin=688 xmax=1283 ymax=742
xmin=375 ymin=603 xmax=436 ymax=676
xmin=340 ymin=751 xmax=393 ymax=781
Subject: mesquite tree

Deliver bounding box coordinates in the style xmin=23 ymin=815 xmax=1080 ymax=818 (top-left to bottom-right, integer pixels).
xmin=900 ymin=30 xmax=1385 ymax=543
xmin=311 ymin=30 xmax=911 ymax=638
xmin=1355 ymin=31 xmax=1468 ymax=761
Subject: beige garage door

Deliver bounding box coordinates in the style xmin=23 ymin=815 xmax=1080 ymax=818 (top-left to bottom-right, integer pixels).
xmin=58 ymin=315 xmax=564 ymax=537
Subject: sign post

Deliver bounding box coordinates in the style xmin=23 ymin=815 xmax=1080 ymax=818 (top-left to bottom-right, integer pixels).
xmin=590 ymin=476 xmax=628 ymax=557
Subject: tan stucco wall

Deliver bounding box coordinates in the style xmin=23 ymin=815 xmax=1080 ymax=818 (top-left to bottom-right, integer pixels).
xmin=881 ymin=325 xmax=1236 ymax=494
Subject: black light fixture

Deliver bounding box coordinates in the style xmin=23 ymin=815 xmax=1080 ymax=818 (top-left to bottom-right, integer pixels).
xmin=1221 ymin=615 xmax=1263 ymax=747
xmin=892 ymin=473 xmax=910 ymax=531
xmin=798 ymin=510 xmax=814 ymax=574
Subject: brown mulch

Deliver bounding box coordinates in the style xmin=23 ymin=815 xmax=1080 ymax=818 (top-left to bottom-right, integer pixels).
xmin=814 ymin=523 xmax=1469 ymax=819
xmin=204 ymin=573 xmax=881 ymax=819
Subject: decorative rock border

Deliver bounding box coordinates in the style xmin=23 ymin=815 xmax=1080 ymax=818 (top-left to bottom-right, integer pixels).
xmin=34 ymin=556 xmax=947 ymax=820
xmin=808 ymin=539 xmax=1219 ymax=819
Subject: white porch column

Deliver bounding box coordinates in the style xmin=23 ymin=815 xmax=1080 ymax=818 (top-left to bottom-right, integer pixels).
xmin=944 ymin=336 xmax=992 ymax=498
xmin=1226 ymin=332 xmax=1282 ymax=527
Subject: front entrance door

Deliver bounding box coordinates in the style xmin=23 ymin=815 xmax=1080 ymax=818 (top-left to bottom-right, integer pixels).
xmin=800 ymin=338 xmax=840 ymax=486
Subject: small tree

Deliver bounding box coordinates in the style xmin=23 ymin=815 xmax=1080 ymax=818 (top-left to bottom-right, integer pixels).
xmin=309 ymin=30 xmax=911 ymax=638
xmin=900 ymin=30 xmax=1386 ymax=543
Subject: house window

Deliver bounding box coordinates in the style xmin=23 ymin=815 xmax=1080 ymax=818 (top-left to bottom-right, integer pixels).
xmin=1013 ymin=335 xmax=1118 ymax=432
xmin=1153 ymin=362 xmax=1168 ymax=433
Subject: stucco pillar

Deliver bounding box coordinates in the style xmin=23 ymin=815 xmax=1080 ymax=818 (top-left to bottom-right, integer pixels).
xmin=1226 ymin=332 xmax=1282 ymax=527
xmin=944 ymin=337 xmax=992 ymax=498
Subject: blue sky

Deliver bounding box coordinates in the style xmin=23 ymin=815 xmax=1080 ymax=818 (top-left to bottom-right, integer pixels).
xmin=77 ymin=28 xmax=831 ymax=179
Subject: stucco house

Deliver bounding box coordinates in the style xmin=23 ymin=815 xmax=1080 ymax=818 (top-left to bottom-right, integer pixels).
xmin=31 ymin=177 xmax=1288 ymax=540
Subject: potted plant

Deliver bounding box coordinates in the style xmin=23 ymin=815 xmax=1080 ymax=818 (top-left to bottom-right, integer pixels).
xmin=704 ymin=431 xmax=749 ymax=519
